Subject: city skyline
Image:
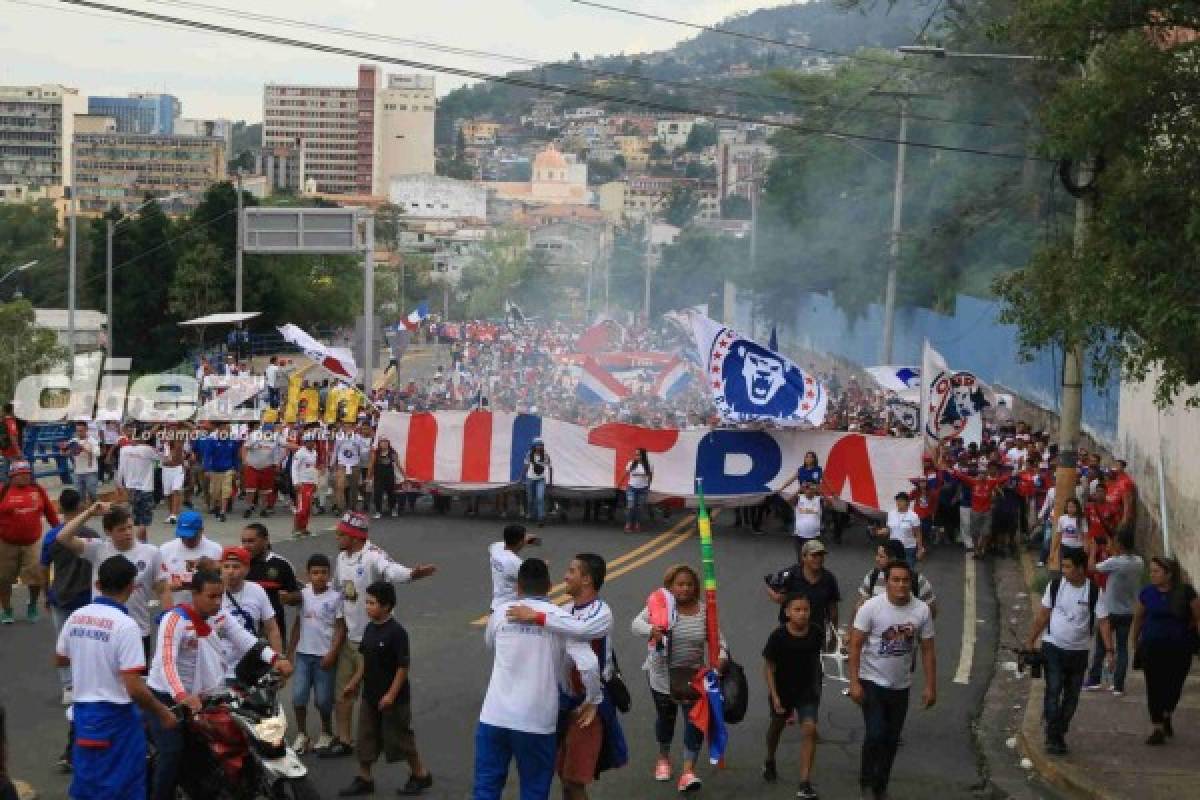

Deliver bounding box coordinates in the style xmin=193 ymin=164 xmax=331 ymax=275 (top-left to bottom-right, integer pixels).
xmin=0 ymin=0 xmax=791 ymax=123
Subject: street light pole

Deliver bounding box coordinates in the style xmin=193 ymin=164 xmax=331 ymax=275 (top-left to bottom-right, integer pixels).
xmin=105 ymin=219 xmax=113 ymax=362
xmin=880 ymin=100 xmax=908 ymax=364
xmin=362 ymin=214 xmax=375 ymax=393
xmin=235 ymin=171 xmax=244 ymax=316
xmin=68 ymin=189 xmax=77 ymax=375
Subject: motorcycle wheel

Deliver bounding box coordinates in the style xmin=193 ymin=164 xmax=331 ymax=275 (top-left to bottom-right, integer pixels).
xmin=269 ymin=777 xmax=320 ymax=800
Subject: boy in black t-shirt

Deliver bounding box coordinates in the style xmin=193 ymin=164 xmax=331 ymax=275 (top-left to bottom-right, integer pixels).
xmin=338 ymin=582 xmax=433 ymax=797
xmin=762 ymin=593 xmax=824 ymax=800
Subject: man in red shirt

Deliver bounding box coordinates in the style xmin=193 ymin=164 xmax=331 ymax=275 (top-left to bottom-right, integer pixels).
xmin=1085 ymin=482 xmax=1120 ymax=578
xmin=952 ymin=461 xmax=1007 ymax=558
xmin=1105 ymin=460 xmax=1137 ymax=531
xmin=0 ymin=403 xmax=22 ymax=483
xmin=0 ymin=460 xmax=60 ymax=623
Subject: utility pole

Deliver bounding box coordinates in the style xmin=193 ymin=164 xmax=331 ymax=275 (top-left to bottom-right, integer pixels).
xmin=235 ymin=171 xmax=244 ymax=315
xmin=642 ymin=219 xmax=653 ymax=322
xmin=67 ymin=188 xmax=77 ymax=375
xmin=1051 ymin=157 xmax=1092 ymax=530
xmin=749 ymin=182 xmax=758 ymax=337
xmin=880 ymin=99 xmax=908 ymax=364
xmin=362 ymin=214 xmax=375 ymax=393
xmin=105 ymin=218 xmax=113 ymax=363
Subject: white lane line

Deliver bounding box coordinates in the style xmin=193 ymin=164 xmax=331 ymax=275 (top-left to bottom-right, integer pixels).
xmin=954 ymin=552 xmax=976 ymax=685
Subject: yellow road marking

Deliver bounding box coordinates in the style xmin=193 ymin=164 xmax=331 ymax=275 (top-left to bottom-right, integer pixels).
xmin=470 ymin=512 xmax=707 ymax=625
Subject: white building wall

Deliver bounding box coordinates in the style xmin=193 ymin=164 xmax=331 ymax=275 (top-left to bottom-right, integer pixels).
xmin=1117 ymin=370 xmax=1200 ymax=583
xmin=389 ymin=175 xmax=487 ymax=219
xmin=376 ymin=74 xmax=436 ymax=191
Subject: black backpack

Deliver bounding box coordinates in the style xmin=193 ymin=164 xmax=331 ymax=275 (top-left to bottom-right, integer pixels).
xmin=1049 ymin=576 xmax=1101 ymax=633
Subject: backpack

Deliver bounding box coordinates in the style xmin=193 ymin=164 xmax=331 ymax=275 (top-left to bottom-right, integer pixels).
xmin=1049 ymin=576 xmax=1101 ymax=633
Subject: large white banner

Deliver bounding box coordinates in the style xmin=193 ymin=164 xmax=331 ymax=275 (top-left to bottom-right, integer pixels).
xmin=376 ymin=411 xmax=920 ymax=511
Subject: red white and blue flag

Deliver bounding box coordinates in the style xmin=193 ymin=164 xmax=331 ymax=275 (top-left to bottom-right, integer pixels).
xmin=652 ymin=357 xmax=692 ymax=400
xmin=576 ymin=356 xmax=631 ymax=405
xmin=278 ymin=324 xmax=357 ymax=382
xmin=402 ymin=301 xmax=430 ymax=332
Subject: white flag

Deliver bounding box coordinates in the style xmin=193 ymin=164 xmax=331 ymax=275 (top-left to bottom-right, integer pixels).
xmin=921 ymin=340 xmax=993 ymax=446
xmin=278 ymin=324 xmax=358 ymax=383
xmin=689 ymin=311 xmax=827 ymax=426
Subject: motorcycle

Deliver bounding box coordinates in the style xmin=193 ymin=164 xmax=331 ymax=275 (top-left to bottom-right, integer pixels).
xmin=160 ymin=672 xmax=317 ymax=800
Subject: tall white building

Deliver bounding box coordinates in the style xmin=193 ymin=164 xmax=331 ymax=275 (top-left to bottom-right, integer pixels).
xmin=0 ymin=84 xmax=87 ymax=190
xmin=262 ymin=67 xmax=434 ymax=196
xmin=377 ymin=74 xmax=436 ymax=186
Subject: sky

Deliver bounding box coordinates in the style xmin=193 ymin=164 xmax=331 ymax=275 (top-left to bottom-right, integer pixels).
xmin=0 ymin=0 xmax=797 ymax=122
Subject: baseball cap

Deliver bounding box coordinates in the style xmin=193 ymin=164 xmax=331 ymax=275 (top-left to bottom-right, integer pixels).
xmin=336 ymin=511 xmax=369 ymax=539
xmin=175 ymin=510 xmax=204 ymax=538
xmin=221 ymin=546 xmax=251 ymax=566
xmin=7 ymin=460 xmax=31 ymax=476
xmin=801 ymin=540 xmax=827 ymax=557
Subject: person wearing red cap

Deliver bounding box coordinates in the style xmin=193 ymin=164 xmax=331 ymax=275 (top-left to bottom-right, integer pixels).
xmin=323 ymin=512 xmax=436 ymax=758
xmin=219 ymin=545 xmax=284 ymax=674
xmin=0 ymin=460 xmax=60 ymax=624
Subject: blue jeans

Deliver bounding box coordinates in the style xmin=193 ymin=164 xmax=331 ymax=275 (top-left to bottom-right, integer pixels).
xmin=292 ymin=653 xmax=334 ymax=717
xmin=525 ymin=479 xmax=546 ymax=522
xmin=147 ymin=691 xmax=183 ymax=800
xmin=1086 ymin=613 xmax=1132 ymax=691
xmin=904 ymin=547 xmax=917 ymax=569
xmin=651 ymin=689 xmax=703 ymax=762
xmin=472 ymin=721 xmax=557 ymax=800
xmin=75 ymin=472 xmax=99 ymax=503
xmin=626 ymin=487 xmax=648 ymax=526
xmin=1041 ymin=642 xmax=1088 ymax=740
xmin=859 ymin=680 xmax=909 ymax=794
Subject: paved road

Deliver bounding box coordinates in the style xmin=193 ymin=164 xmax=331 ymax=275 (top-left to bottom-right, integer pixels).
xmin=1 ymin=503 xmax=997 ymax=799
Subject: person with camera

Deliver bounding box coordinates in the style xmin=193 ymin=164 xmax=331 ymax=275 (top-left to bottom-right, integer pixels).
xmin=523 ymin=439 xmax=552 ymax=527
xmin=1026 ymin=548 xmax=1097 ymax=755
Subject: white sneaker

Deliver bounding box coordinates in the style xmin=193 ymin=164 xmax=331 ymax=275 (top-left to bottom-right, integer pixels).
xmin=292 ymin=733 xmax=309 ymax=754
xmin=373 ymin=512 xmax=382 ymax=520
xmin=61 ymin=688 xmax=73 ymax=706
xmin=166 ymin=516 xmax=177 ymax=525
xmin=314 ymin=733 xmax=334 ymax=751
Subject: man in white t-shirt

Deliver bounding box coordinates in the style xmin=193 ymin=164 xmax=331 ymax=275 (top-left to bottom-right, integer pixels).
xmin=54 ymin=501 xmax=173 ymax=655
xmin=158 ymin=510 xmax=224 ymax=605
xmin=116 ymin=434 xmax=158 ymax=543
xmin=1026 ymin=548 xmax=1095 ymax=755
xmin=55 ymin=555 xmax=177 ymax=800
xmin=876 ymin=492 xmax=924 ymax=568
xmin=488 ymin=524 xmax=539 ymax=611
xmin=791 ymin=482 xmax=823 ymax=563
xmin=219 ymin=546 xmax=283 ymax=676
xmin=323 ymin=512 xmax=436 ymax=757
xmin=65 ymin=421 xmax=100 ymax=503
xmin=848 ymin=560 xmax=936 ymax=800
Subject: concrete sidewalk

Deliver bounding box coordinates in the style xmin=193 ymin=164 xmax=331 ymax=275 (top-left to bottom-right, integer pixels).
xmin=1013 ymin=550 xmax=1200 ymax=799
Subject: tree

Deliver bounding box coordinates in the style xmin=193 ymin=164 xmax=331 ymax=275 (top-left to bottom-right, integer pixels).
xmin=652 ymin=229 xmax=748 ymax=316
xmin=0 ymin=298 xmax=67 ymax=404
xmin=664 ymin=185 xmax=700 ymax=228
xmin=684 ymin=123 xmax=718 ymax=153
xmin=649 ymin=142 xmax=669 ymax=160
xmin=995 ymin=1 xmax=1200 ymax=405
xmin=721 ymin=194 xmax=752 ymax=220
xmin=457 ymin=227 xmax=562 ymax=319
xmin=684 ymin=162 xmax=717 ymax=181
xmin=169 ymin=241 xmax=226 ymax=348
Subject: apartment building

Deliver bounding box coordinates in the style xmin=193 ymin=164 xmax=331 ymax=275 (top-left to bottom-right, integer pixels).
xmin=262 ymin=78 xmax=360 ymax=194
xmin=72 ymin=131 xmax=225 ymax=216
xmin=378 ymin=74 xmax=436 ymax=182
xmin=263 ymin=66 xmax=434 ymax=196
xmin=0 ymin=84 xmax=87 ymax=190
xmin=87 ymin=93 xmax=180 ymax=134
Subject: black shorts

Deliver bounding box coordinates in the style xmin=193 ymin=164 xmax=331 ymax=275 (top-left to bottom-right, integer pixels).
xmin=769 ymin=690 xmax=820 ymax=722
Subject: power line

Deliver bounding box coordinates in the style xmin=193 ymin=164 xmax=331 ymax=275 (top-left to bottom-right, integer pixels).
xmin=49 ymin=0 xmax=1044 ymax=162
xmin=137 ymin=0 xmax=1022 ymax=131
xmin=566 ymin=0 xmax=1022 ymax=87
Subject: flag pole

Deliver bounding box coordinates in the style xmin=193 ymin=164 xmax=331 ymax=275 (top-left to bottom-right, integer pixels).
xmin=695 ymin=478 xmax=721 ymax=668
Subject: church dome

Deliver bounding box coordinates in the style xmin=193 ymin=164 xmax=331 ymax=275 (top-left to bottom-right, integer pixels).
xmin=533 ymin=145 xmax=568 ymax=173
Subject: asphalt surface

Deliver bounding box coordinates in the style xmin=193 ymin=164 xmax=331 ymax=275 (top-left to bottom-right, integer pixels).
xmin=1 ymin=501 xmax=996 ymax=799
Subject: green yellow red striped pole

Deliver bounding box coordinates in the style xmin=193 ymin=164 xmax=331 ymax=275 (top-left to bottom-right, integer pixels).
xmin=696 ymin=479 xmax=721 ymax=668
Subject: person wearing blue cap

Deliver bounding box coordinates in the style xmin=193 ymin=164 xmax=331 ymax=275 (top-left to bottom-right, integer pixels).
xmin=158 ymin=510 xmax=222 ymax=605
